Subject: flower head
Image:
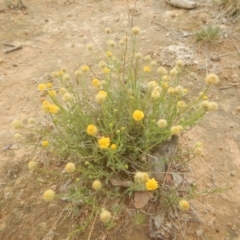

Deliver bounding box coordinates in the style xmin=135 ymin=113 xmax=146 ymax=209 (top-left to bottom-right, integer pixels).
xmin=133 ymin=110 xmax=144 ymax=121
xmin=65 ymin=162 xmax=76 ymax=173
xmin=207 ymin=102 xmax=218 ymax=111
xmin=144 ymin=55 xmax=151 ymax=62
xmin=157 ymin=119 xmax=167 ymax=128
xmin=134 ymin=172 xmax=149 ymax=183
xmin=63 ymin=93 xmax=73 ymax=102
xmin=205 ymin=73 xmax=219 ymax=85
xmin=193 ymin=147 xmax=203 ymax=155
xmin=81 ymin=65 xmax=89 ymax=72
xmin=170 ymin=125 xmax=183 ymax=136
xmin=146 ymin=178 xmax=159 ymax=191
xmin=177 ymin=101 xmax=186 ymax=109
xmin=100 ymin=209 xmax=112 ymax=223
xmin=41 ymin=140 xmax=49 ymax=147
xmin=132 ymin=26 xmax=140 ymax=35
xmin=51 ymin=72 xmax=58 ymax=78
xmin=167 ymin=87 xmax=175 ymax=94
xmin=103 ymin=67 xmax=110 ymax=74
xmin=170 ymin=67 xmax=178 ymax=76
xmin=38 ymin=83 xmax=47 ymax=91
xmin=143 ymin=66 xmax=151 ymax=73
xmin=98 ymin=137 xmax=110 ymax=149
xmin=43 ymin=189 xmax=55 ymax=202
xmin=135 ymin=52 xmax=142 ymax=59
xmin=147 ymin=81 xmax=158 ymax=91
xmin=107 ymin=40 xmax=116 ymax=48
xmin=48 ymin=104 xmax=59 ymax=114
xmin=11 ymin=120 xmax=22 ymax=129
xmin=59 ymin=87 xmax=67 ymax=95
xmin=105 ymin=28 xmax=112 ymax=34
xmin=157 ymin=67 xmax=168 ymax=75
xmin=174 ymin=86 xmax=184 ymax=95
xmin=28 ymin=161 xmax=38 ymax=170
xmin=87 ymin=124 xmax=98 ymax=136
xmin=14 ymin=133 xmax=22 ymax=141
xmin=151 ymin=89 xmax=160 ymax=99
xmin=179 ymin=199 xmax=190 ymax=211
xmin=63 ymin=74 xmax=71 ymax=81
xmin=95 ymin=91 xmax=107 ymax=104
xmin=92 ymin=78 xmax=100 ymax=87
xmin=99 ymin=61 xmax=107 ymax=68
xmin=92 ymin=180 xmax=102 ymax=190
xmin=176 ymin=59 xmax=184 ymax=67
xmin=46 ymin=82 xmax=52 ymax=88
xmin=110 ymin=144 xmax=117 ymax=150
xmin=86 ymin=44 xmax=93 ymax=51
xmin=106 ymin=51 xmax=112 ymax=57
xmin=75 ymin=69 xmax=82 ymax=77
xmin=61 ymin=67 xmax=67 ymax=73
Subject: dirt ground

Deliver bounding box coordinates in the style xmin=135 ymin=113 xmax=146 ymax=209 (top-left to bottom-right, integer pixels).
xmin=1 ymin=0 xmax=240 ymax=239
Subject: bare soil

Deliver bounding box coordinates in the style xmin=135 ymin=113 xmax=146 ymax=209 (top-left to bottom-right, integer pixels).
xmin=1 ymin=1 xmax=240 ymax=240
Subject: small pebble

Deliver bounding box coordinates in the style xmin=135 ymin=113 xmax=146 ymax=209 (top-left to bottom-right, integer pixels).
xmin=196 ymin=229 xmax=203 ymax=238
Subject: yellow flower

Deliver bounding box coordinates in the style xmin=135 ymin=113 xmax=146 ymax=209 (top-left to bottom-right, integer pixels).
xmin=61 ymin=67 xmax=67 ymax=73
xmin=100 ymin=209 xmax=112 ymax=223
xmin=170 ymin=67 xmax=178 ymax=76
xmin=63 ymin=93 xmax=73 ymax=102
xmin=135 ymin=52 xmax=142 ymax=59
xmin=41 ymin=140 xmax=49 ymax=147
xmin=175 ymin=86 xmax=184 ymax=95
xmin=170 ymin=125 xmax=183 ymax=136
xmin=38 ymin=83 xmax=47 ymax=91
xmin=162 ymin=82 xmax=168 ymax=88
xmin=144 ymin=55 xmax=151 ymax=62
xmin=103 ymin=67 xmax=110 ymax=74
xmin=105 ymin=28 xmax=112 ymax=34
xmin=146 ymin=178 xmax=158 ymax=191
xmin=92 ymin=78 xmax=100 ymax=87
xmin=95 ymin=91 xmax=107 ymax=104
xmin=205 ymin=73 xmax=219 ymax=85
xmin=58 ymin=71 xmax=63 ymax=76
xmin=107 ymin=40 xmax=116 ymax=47
xmin=157 ymin=119 xmax=167 ymax=128
xmin=86 ymin=43 xmax=93 ymax=50
xmin=65 ymin=162 xmax=76 ymax=173
xmin=99 ymin=61 xmax=107 ymax=68
xmin=11 ymin=120 xmax=22 ymax=129
xmin=48 ymin=104 xmax=59 ymax=114
xmin=147 ymin=81 xmax=158 ymax=90
xmin=177 ymin=101 xmax=186 ymax=109
xmin=87 ymin=124 xmax=98 ymax=136
xmin=200 ymin=100 xmax=209 ymax=109
xmin=133 ymin=110 xmax=144 ymax=121
xmin=43 ymin=189 xmax=55 ymax=202
xmin=207 ymin=102 xmax=218 ymax=111
xmin=179 ymin=199 xmax=190 ymax=211
xmin=81 ymin=65 xmax=89 ymax=72
xmin=176 ymin=59 xmax=184 ymax=67
xmin=110 ymin=144 xmax=117 ymax=150
xmin=157 ymin=67 xmax=168 ymax=75
xmin=14 ymin=133 xmax=22 ymax=141
xmin=28 ymin=161 xmax=38 ymax=170
xmin=134 ymin=172 xmax=149 ymax=183
xmin=92 ymin=180 xmax=102 ymax=190
xmin=167 ymin=87 xmax=175 ymax=94
xmin=98 ymin=137 xmax=110 ymax=149
xmin=143 ymin=66 xmax=151 ymax=73
xmin=75 ymin=69 xmax=82 ymax=76
xmin=63 ymin=74 xmax=71 ymax=81
xmin=51 ymin=72 xmax=58 ymax=78
xmin=183 ymin=88 xmax=188 ymax=94
xmin=59 ymin=87 xmax=67 ymax=95
xmin=46 ymin=82 xmax=52 ymax=88
xmin=162 ymin=75 xmax=170 ymax=81
xmin=132 ymin=26 xmax=140 ymax=35
xmin=151 ymin=89 xmax=160 ymax=99
xmin=199 ymin=92 xmax=208 ymax=100
xmin=106 ymin=51 xmax=112 ymax=57
xmin=48 ymin=90 xmax=56 ymax=97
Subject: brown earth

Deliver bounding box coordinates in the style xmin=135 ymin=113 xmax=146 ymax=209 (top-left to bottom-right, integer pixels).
xmin=0 ymin=0 xmax=240 ymax=240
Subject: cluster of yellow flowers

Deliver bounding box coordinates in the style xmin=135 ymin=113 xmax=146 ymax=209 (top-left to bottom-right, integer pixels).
xmin=42 ymin=101 xmax=59 ymax=114
xmin=134 ymin=172 xmax=159 ymax=191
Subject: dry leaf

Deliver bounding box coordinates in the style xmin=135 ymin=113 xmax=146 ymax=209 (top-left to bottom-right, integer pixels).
xmin=134 ymin=191 xmax=153 ymax=209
